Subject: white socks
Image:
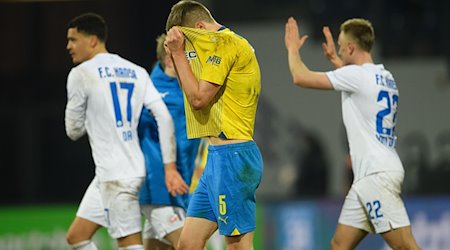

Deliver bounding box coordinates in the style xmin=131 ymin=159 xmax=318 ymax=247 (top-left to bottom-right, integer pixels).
xmin=119 ymin=245 xmax=144 ymax=250
xmin=69 ymin=240 xmax=98 ymax=250
xmin=70 ymin=240 xmax=143 ymax=250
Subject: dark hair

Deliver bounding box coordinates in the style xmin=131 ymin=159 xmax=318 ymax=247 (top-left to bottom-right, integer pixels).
xmin=68 ymin=12 xmax=107 ymax=42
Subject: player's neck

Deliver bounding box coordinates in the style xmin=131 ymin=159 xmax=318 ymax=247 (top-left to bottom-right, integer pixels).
xmin=353 ymin=53 xmax=373 ymax=65
xmin=90 ymin=46 xmax=109 ymax=59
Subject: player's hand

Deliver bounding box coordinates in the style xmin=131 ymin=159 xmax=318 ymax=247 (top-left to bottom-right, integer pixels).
xmin=164 ymin=162 xmax=189 ymax=197
xmin=165 ymin=26 xmax=185 ymax=55
xmin=321 ymin=26 xmax=343 ymax=68
xmin=284 ymin=17 xmax=309 ymax=52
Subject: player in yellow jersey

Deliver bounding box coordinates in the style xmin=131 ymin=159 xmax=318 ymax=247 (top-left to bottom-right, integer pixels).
xmin=165 ymin=1 xmax=263 ymax=249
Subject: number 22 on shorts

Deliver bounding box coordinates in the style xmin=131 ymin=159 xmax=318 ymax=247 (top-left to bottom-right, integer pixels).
xmin=366 ymin=200 xmax=383 ymax=219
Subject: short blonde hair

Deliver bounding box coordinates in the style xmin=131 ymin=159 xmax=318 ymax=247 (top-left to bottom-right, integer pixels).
xmin=155 ymin=33 xmax=167 ymax=69
xmin=340 ymin=18 xmax=375 ymax=52
xmin=166 ymin=0 xmax=215 ymax=31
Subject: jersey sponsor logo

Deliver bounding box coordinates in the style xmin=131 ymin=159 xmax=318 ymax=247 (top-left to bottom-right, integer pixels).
xmin=218 ymin=216 xmax=228 ymax=224
xmin=206 ymin=55 xmax=221 ymax=66
xmin=160 ymin=91 xmax=170 ymax=99
xmin=185 ymin=51 xmax=197 ymax=60
xmin=168 ymin=214 xmax=180 ymax=224
xmin=98 ymin=66 xmax=137 ymax=79
xmin=375 ymin=74 xmax=397 ymax=90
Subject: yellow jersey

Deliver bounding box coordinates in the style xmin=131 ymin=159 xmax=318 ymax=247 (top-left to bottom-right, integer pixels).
xmin=180 ymin=27 xmax=261 ymax=140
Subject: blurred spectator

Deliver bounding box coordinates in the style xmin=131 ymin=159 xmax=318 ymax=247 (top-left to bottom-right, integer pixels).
xmin=397 ymin=131 xmax=430 ymax=195
xmin=430 ymin=130 xmax=450 ymax=194
xmin=304 ymin=0 xmax=446 ymax=58
xmin=287 ymin=121 xmax=329 ymax=198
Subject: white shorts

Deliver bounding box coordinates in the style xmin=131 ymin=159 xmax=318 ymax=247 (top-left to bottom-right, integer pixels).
xmin=76 ymin=176 xmax=144 ymax=238
xmin=338 ymin=171 xmax=410 ymax=233
xmin=140 ymin=205 xmax=186 ymax=243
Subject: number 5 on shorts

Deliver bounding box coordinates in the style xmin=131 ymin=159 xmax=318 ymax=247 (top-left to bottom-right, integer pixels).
xmin=219 ymin=195 xmax=227 ymax=215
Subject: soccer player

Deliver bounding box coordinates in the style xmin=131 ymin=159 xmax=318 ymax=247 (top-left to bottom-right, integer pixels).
xmin=189 ymin=138 xmax=226 ymax=250
xmin=284 ymin=16 xmax=421 ymax=249
xmin=165 ymin=1 xmax=263 ymax=249
xmin=64 ymin=13 xmax=179 ymax=250
xmin=138 ymin=33 xmax=201 ymax=250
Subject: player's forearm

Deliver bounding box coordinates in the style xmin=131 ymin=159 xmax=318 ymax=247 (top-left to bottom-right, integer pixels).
xmin=64 ymin=117 xmax=86 ymax=140
xmin=64 ymin=84 xmax=87 ymax=140
xmin=288 ymin=48 xmax=312 ymax=87
xmin=151 ymin=101 xmax=177 ymax=163
xmin=164 ymin=162 xmax=177 ymax=172
xmin=328 ymin=56 xmax=344 ymax=69
xmin=171 ymin=51 xmax=204 ymax=109
xmin=287 ymin=49 xmax=333 ymax=90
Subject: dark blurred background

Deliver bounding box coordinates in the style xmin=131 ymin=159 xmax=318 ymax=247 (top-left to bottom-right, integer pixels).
xmin=0 ymin=0 xmax=449 ymax=205
xmin=0 ymin=0 xmax=179 ymax=204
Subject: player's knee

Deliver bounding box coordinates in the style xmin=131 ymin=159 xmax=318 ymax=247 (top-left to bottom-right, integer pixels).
xmin=177 ymin=241 xmax=192 ymax=250
xmin=67 ymin=239 xmax=98 ymax=250
xmin=389 ymin=242 xmax=420 ymax=250
xmin=330 ymin=237 xmax=348 ymax=250
xmin=330 ymin=237 xmax=339 ymax=250
xmin=66 ymin=230 xmax=77 ymax=245
xmin=178 ymin=239 xmax=205 ymax=250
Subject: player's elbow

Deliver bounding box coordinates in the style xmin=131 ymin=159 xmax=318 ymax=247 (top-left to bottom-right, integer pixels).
xmin=190 ymin=98 xmax=208 ymax=110
xmin=191 ymin=102 xmax=204 ymax=110
xmin=66 ymin=131 xmax=81 ymax=141
xmin=65 ymin=124 xmax=85 ymax=141
xmin=292 ymin=75 xmax=308 ymax=88
xmin=292 ymin=73 xmax=331 ymax=90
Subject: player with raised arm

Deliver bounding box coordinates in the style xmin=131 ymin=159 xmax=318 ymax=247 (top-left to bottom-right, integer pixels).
xmin=284 ymin=16 xmax=421 ymax=250
xmin=64 ymin=13 xmax=179 ymax=250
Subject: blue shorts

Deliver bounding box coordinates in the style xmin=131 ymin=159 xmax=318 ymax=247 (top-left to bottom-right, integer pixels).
xmin=187 ymin=141 xmax=263 ymax=236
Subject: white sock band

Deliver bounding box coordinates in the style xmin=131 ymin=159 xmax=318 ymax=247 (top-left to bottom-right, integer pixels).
xmin=69 ymin=240 xmax=98 ymax=250
xmin=119 ymin=245 xmax=144 ymax=250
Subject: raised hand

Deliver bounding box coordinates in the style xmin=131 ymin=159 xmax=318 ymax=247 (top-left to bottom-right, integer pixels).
xmin=165 ymin=26 xmax=185 ymax=55
xmin=284 ymin=17 xmax=309 ymax=52
xmin=321 ymin=26 xmax=343 ymax=68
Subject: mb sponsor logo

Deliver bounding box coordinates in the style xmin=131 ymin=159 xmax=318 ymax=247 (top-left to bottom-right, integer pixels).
xmin=206 ymin=55 xmax=221 ymax=66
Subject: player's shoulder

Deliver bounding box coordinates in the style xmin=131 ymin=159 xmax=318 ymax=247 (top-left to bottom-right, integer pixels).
xmin=343 ymin=64 xmax=365 ymax=71
xmin=114 ymin=54 xmax=148 ymax=76
xmin=332 ymin=64 xmax=363 ymax=77
xmin=71 ymin=54 xmax=105 ymax=74
xmin=339 ymin=63 xmax=378 ymax=76
xmin=68 ymin=61 xmax=90 ymax=79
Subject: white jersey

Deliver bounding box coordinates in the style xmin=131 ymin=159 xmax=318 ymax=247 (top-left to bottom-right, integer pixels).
xmin=65 ymin=53 xmax=176 ymax=181
xmin=326 ymin=63 xmax=404 ymax=182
